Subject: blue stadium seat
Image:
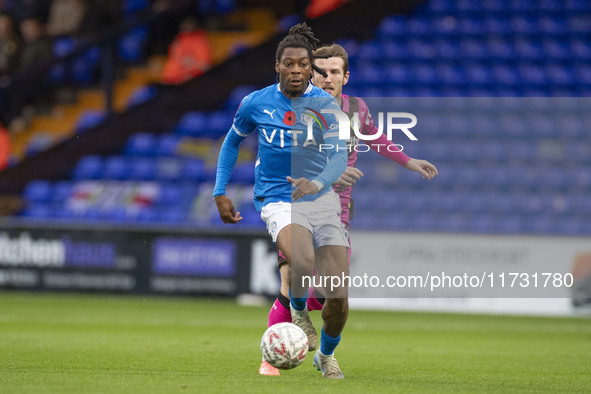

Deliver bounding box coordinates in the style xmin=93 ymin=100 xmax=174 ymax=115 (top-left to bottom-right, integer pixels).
xmin=174 ymin=111 xmax=208 ymax=137
xmin=23 ymin=180 xmax=52 ymax=203
xmin=74 ymin=110 xmax=106 ymax=133
xmin=72 ymin=155 xmax=103 ymax=180
xmin=457 ymin=18 xmax=485 ymax=36
xmin=466 ymin=213 xmax=496 ymax=233
xmin=136 ymin=208 xmax=160 ymax=223
xmin=125 ymin=132 xmax=157 ymax=156
xmin=25 ymin=133 xmax=55 ymax=157
xmin=384 ymin=64 xmax=411 ymax=85
xmin=381 ymin=41 xmax=409 ymax=61
xmin=464 ymin=63 xmax=493 ymax=87
xmin=102 ymin=156 xmax=131 ymax=180
xmin=545 ymin=64 xmax=575 ymax=87
xmin=479 ymin=142 xmax=507 ymax=163
xmin=207 ymin=111 xmax=231 ymax=139
xmin=408 ymin=39 xmax=435 ymax=60
xmin=411 ymin=213 xmax=440 ymax=232
xmin=566 ymin=142 xmax=591 ymax=164
xmin=155 ymin=183 xmax=182 ymax=206
xmin=224 ymin=85 xmax=259 ymax=111
xmin=128 ymin=157 xmax=156 ymax=180
xmin=568 ymin=168 xmax=591 ymax=190
xmin=357 ymin=41 xmax=382 ymax=61
xmin=410 ymin=64 xmax=438 ymax=85
xmin=554 ymin=114 xmax=584 ymax=139
xmin=52 ymin=181 xmax=73 ymax=202
xmin=571 ymin=40 xmax=591 ymax=61
xmin=407 ymin=17 xmax=433 ymax=36
xmin=335 ymin=39 xmax=358 ymax=61
xmin=484 ymin=18 xmax=512 ymax=35
xmin=527 ymin=214 xmax=557 ymax=235
xmin=539 ymin=16 xmax=569 ymax=35
xmin=492 ymin=65 xmax=520 ymax=87
xmin=71 ymin=46 xmax=100 ymax=84
xmin=440 ymin=213 xmax=468 ymax=233
xmin=118 ymin=26 xmax=148 ymax=62
xmin=495 ymin=215 xmax=526 ymax=234
xmin=126 ymin=85 xmax=157 ymax=108
xmin=511 ymin=16 xmax=539 ymax=34
xmin=438 ymin=64 xmax=465 ymax=85
xmin=22 ymin=203 xmax=54 ymax=220
xmin=542 ymin=39 xmax=570 ymax=61
xmin=434 ymin=40 xmax=460 ymax=60
xmin=48 ymin=37 xmax=75 ymax=83
xmin=460 ymin=39 xmax=489 ymax=60
xmin=518 ymin=64 xmax=547 ymax=87
xmin=376 ymin=15 xmax=407 ymax=38
xmin=232 ymin=162 xmax=255 ymax=185
xmin=356 ymin=62 xmax=386 ymax=85
xmin=155 ymin=157 xmax=184 ymax=181
xmin=155 ymin=134 xmax=180 ymax=156
xmin=181 ymin=158 xmax=206 ymax=181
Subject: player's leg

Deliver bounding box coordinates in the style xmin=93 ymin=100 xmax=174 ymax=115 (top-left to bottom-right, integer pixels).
xmin=308 ymin=196 xmax=350 ymax=311
xmin=306 ymin=191 xmax=349 ymax=379
xmin=313 ymin=245 xmax=348 ymax=378
xmin=313 ymin=244 xmax=348 ymax=379
xmin=258 ymin=203 xmax=292 ymax=376
xmin=268 ymin=259 xmax=291 ymax=326
xmin=285 ymin=223 xmax=319 ymax=350
xmin=260 ymin=256 xmax=291 ymax=376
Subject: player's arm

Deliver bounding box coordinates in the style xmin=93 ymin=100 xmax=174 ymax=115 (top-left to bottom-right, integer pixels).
xmin=213 ymin=97 xmax=255 ymax=223
xmin=362 ymin=127 xmax=438 ymax=180
xmin=358 ymin=100 xmax=410 ymax=166
xmin=213 ymin=131 xmax=244 ymax=223
xmin=359 ymin=99 xmax=438 ymax=180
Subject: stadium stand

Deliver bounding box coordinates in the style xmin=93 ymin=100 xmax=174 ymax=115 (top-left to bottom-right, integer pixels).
xmin=1 ymin=0 xmax=590 ymax=236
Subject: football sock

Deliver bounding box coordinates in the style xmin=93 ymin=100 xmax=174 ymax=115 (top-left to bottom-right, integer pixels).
xmin=268 ymin=292 xmax=292 ymax=327
xmin=289 ymin=289 xmax=307 ymax=311
xmin=320 ymin=327 xmax=341 ymax=356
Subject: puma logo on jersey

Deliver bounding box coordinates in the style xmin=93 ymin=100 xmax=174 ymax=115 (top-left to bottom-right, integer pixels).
xmin=263 ymin=109 xmax=276 ymax=119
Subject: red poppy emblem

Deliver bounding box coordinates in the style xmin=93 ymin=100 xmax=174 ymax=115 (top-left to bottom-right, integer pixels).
xmin=283 ymin=111 xmax=296 ymax=126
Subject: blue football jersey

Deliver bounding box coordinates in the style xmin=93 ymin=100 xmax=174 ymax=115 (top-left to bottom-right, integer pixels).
xmin=214 ymin=83 xmax=347 ymax=211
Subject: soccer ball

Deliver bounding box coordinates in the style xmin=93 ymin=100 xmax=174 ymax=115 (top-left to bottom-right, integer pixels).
xmin=260 ymin=322 xmax=309 ymax=369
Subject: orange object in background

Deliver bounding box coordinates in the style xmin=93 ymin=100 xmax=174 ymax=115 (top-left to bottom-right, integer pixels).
xmin=0 ymin=123 xmax=10 ymax=170
xmin=305 ymin=0 xmax=345 ymax=19
xmin=161 ymin=17 xmax=213 ymax=85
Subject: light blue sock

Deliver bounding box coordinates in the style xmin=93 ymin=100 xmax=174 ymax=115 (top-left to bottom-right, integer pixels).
xmin=320 ymin=327 xmax=341 ymax=356
xmin=289 ymin=289 xmax=307 ymax=311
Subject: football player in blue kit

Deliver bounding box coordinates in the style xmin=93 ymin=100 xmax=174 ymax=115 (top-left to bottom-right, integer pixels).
xmin=213 ymin=23 xmax=349 ymax=379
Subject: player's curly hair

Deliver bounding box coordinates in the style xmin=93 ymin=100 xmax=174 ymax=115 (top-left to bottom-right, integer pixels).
xmin=275 ymin=23 xmax=327 ymax=77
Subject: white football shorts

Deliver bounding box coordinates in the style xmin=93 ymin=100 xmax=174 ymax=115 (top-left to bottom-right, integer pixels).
xmin=260 ymin=192 xmax=348 ymax=247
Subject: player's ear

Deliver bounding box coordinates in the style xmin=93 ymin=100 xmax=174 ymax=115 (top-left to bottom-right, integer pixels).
xmin=343 ymin=71 xmax=350 ymax=86
xmin=275 ymin=61 xmax=279 ymax=73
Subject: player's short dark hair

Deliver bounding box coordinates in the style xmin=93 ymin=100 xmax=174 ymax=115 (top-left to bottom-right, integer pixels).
xmin=313 ymin=44 xmax=349 ymax=74
xmin=275 ymin=22 xmax=321 ymax=62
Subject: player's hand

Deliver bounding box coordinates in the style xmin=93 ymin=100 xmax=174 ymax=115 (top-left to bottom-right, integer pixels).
xmin=405 ymin=158 xmax=438 ymax=180
xmin=214 ymin=195 xmax=243 ymax=224
xmin=335 ymin=167 xmax=364 ymax=186
xmin=287 ymin=176 xmax=319 ymax=201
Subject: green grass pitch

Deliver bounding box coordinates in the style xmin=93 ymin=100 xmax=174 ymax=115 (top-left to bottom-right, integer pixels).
xmin=1 ymin=292 xmax=590 ymax=393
